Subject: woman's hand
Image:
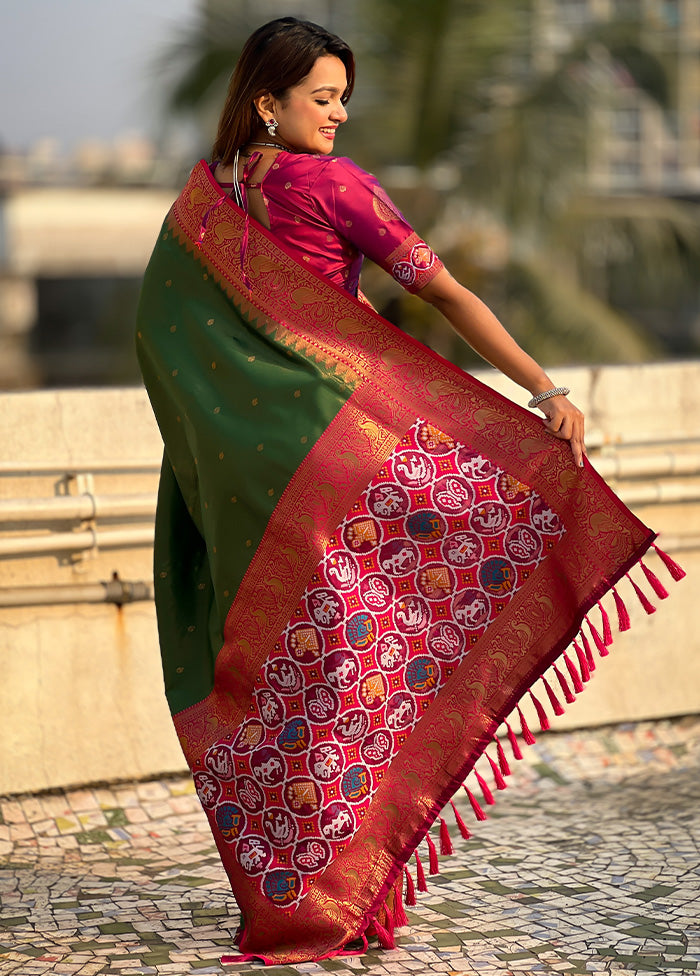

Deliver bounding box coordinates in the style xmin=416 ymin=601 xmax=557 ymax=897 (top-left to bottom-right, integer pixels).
xmin=537 ymin=394 xmax=586 ymax=468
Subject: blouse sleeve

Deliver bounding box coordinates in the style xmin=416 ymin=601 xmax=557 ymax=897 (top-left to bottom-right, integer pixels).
xmin=309 ymin=157 xmax=444 ymax=293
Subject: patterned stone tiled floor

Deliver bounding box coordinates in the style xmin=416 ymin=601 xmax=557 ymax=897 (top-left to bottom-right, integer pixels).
xmin=1 ymin=717 xmax=699 ymax=976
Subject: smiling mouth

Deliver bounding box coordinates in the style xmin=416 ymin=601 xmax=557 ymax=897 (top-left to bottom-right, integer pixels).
xmin=320 ymin=128 xmax=336 ymax=137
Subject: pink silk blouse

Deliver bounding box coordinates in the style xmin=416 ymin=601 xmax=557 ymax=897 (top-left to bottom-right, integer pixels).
xmin=219 ymin=152 xmax=444 ymax=297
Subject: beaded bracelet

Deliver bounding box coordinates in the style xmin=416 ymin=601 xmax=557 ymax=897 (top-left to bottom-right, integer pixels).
xmin=527 ymin=386 xmax=570 ymax=409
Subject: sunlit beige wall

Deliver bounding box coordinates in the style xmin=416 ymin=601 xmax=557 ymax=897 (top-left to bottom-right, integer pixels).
xmin=0 ymin=366 xmax=697 ymax=794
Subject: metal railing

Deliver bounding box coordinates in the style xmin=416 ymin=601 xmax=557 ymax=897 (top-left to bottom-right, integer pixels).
xmin=0 ymin=578 xmax=154 ymax=608
xmin=1 ymin=441 xmax=698 ymax=607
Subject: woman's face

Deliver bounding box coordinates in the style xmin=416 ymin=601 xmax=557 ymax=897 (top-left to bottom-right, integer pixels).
xmin=270 ymin=55 xmax=349 ymax=154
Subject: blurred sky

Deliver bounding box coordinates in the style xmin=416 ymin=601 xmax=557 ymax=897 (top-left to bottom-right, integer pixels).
xmin=0 ymin=0 xmax=199 ymax=152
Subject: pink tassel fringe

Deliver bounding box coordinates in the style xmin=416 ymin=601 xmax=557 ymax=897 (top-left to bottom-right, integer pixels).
xmin=599 ymin=602 xmax=613 ymax=646
xmin=439 ymin=817 xmax=453 ymax=855
xmin=486 ymin=752 xmax=507 ymax=790
xmin=564 ymin=651 xmax=585 ymax=693
xmin=404 ymin=865 xmax=416 ymax=906
xmin=553 ymin=663 xmax=576 ymax=703
xmin=505 ymin=721 xmax=524 ymax=760
xmin=580 ymin=631 xmax=596 ymax=671
xmin=451 ymin=800 xmax=471 ymax=839
xmin=542 ymin=677 xmax=565 ymax=716
xmin=415 ymin=851 xmax=427 ymax=892
xmin=653 ymin=544 xmax=686 ymax=581
xmin=495 ymin=736 xmax=511 ymax=776
xmin=612 ymin=586 xmax=631 ymax=631
xmin=465 ymin=787 xmax=488 ymax=822
xmin=373 ymin=913 xmax=395 ymax=950
xmin=394 ymin=877 xmax=409 ymax=928
xmin=574 ymin=640 xmax=591 ymax=682
xmin=402 ymin=547 xmax=682 ymax=907
xmin=640 ymin=560 xmax=669 ymax=600
xmin=586 ymin=616 xmax=609 ymax=657
xmin=426 ymin=833 xmax=439 ymax=874
xmin=530 ymin=689 xmax=551 ymax=729
xmin=517 ymin=704 xmax=536 ymax=744
xmin=626 ymin=572 xmax=656 ymax=614
xmin=475 ymin=770 xmax=495 ymax=805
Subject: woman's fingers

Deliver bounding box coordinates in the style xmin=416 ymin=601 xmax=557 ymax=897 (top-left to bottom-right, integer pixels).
xmin=573 ymin=439 xmax=587 ymax=468
xmin=544 ymin=415 xmax=569 ymax=437
xmin=541 ymin=398 xmax=586 ymax=468
xmin=567 ymin=424 xmax=586 ymax=467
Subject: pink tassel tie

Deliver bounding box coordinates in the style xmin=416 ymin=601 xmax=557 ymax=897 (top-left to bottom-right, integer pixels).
xmin=239 ymin=216 xmax=253 ymax=291
xmin=486 ymin=752 xmax=508 ymax=790
xmin=517 ymin=704 xmax=537 ymax=744
xmin=474 ymin=770 xmax=495 ymax=806
xmin=612 ymin=586 xmax=631 ymax=631
xmin=530 ymin=690 xmax=551 ymax=730
xmin=465 ymin=786 xmax=488 ymax=821
xmin=563 ymin=651 xmax=585 ymax=693
xmin=626 ymin=572 xmax=656 ymax=614
xmin=653 ymin=543 xmax=686 ymax=581
xmin=586 ymin=616 xmax=609 ymax=657
xmin=415 ymin=851 xmax=427 ymax=892
xmin=196 ymin=194 xmax=226 ymax=250
xmin=640 ymin=560 xmax=669 ymax=599
xmin=439 ymin=817 xmax=453 ymax=855
xmin=425 ymin=833 xmax=439 ymax=874
xmin=404 ymin=865 xmax=417 ymax=906
xmin=505 ymin=720 xmax=524 ymax=760
xmin=393 ymin=877 xmax=409 ymax=928
xmin=574 ymin=640 xmax=591 ymax=682
xmin=580 ymin=631 xmax=596 ymax=671
xmin=373 ymin=909 xmax=395 ymax=950
xmin=542 ymin=677 xmax=565 ymax=716
xmin=599 ymin=601 xmax=613 ymax=646
xmin=451 ymin=800 xmax=472 ymax=839
xmin=494 ymin=736 xmax=512 ymax=776
xmin=553 ymin=663 xmax=576 ymax=703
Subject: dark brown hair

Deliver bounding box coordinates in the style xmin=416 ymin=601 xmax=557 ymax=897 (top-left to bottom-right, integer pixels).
xmin=212 ymin=17 xmax=355 ymax=164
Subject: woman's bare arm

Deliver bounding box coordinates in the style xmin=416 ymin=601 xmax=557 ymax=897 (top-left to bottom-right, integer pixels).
xmin=418 ymin=268 xmax=586 ymax=467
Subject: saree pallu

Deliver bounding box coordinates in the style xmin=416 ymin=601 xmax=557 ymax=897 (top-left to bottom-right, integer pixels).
xmin=136 ymin=161 xmax=682 ymax=965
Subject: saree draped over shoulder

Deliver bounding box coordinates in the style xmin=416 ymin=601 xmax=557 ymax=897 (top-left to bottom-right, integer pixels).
xmin=136 ymin=160 xmax=682 ymax=965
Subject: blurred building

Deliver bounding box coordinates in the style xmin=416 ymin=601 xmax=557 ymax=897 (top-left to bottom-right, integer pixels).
xmin=534 ymin=0 xmax=700 ymax=193
xmin=0 ymin=140 xmax=182 ymax=390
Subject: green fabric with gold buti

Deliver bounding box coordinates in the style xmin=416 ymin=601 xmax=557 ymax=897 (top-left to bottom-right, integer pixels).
xmin=136 ymin=226 xmax=355 ymax=715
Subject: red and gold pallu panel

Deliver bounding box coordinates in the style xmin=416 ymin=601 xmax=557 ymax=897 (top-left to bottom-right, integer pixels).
xmin=158 ymin=163 xmax=662 ymax=963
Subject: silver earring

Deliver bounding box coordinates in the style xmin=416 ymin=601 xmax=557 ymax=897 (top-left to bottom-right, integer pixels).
xmin=266 ymin=118 xmax=278 ymax=138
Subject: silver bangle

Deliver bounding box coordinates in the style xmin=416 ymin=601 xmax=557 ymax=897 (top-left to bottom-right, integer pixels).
xmin=527 ymin=386 xmax=570 ymax=409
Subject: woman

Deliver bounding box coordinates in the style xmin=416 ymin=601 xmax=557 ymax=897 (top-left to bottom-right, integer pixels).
xmin=136 ymin=16 xmax=680 ymax=966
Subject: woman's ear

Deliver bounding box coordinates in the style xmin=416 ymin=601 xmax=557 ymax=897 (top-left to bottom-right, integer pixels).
xmin=254 ymin=92 xmax=276 ymax=121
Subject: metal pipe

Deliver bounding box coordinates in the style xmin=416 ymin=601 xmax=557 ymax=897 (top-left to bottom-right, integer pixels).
xmin=617 ymin=480 xmax=700 ymax=506
xmin=647 ymin=533 xmax=700 ymax=553
xmin=0 ymin=460 xmax=161 ymax=475
xmin=0 ymin=578 xmax=154 ymax=608
xmin=592 ymin=451 xmax=700 ymax=480
xmin=0 ymin=493 xmax=157 ymax=524
xmin=0 ymin=526 xmax=154 ymax=558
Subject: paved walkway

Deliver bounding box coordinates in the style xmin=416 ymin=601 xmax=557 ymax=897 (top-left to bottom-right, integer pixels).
xmin=1 ymin=717 xmax=699 ymax=976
